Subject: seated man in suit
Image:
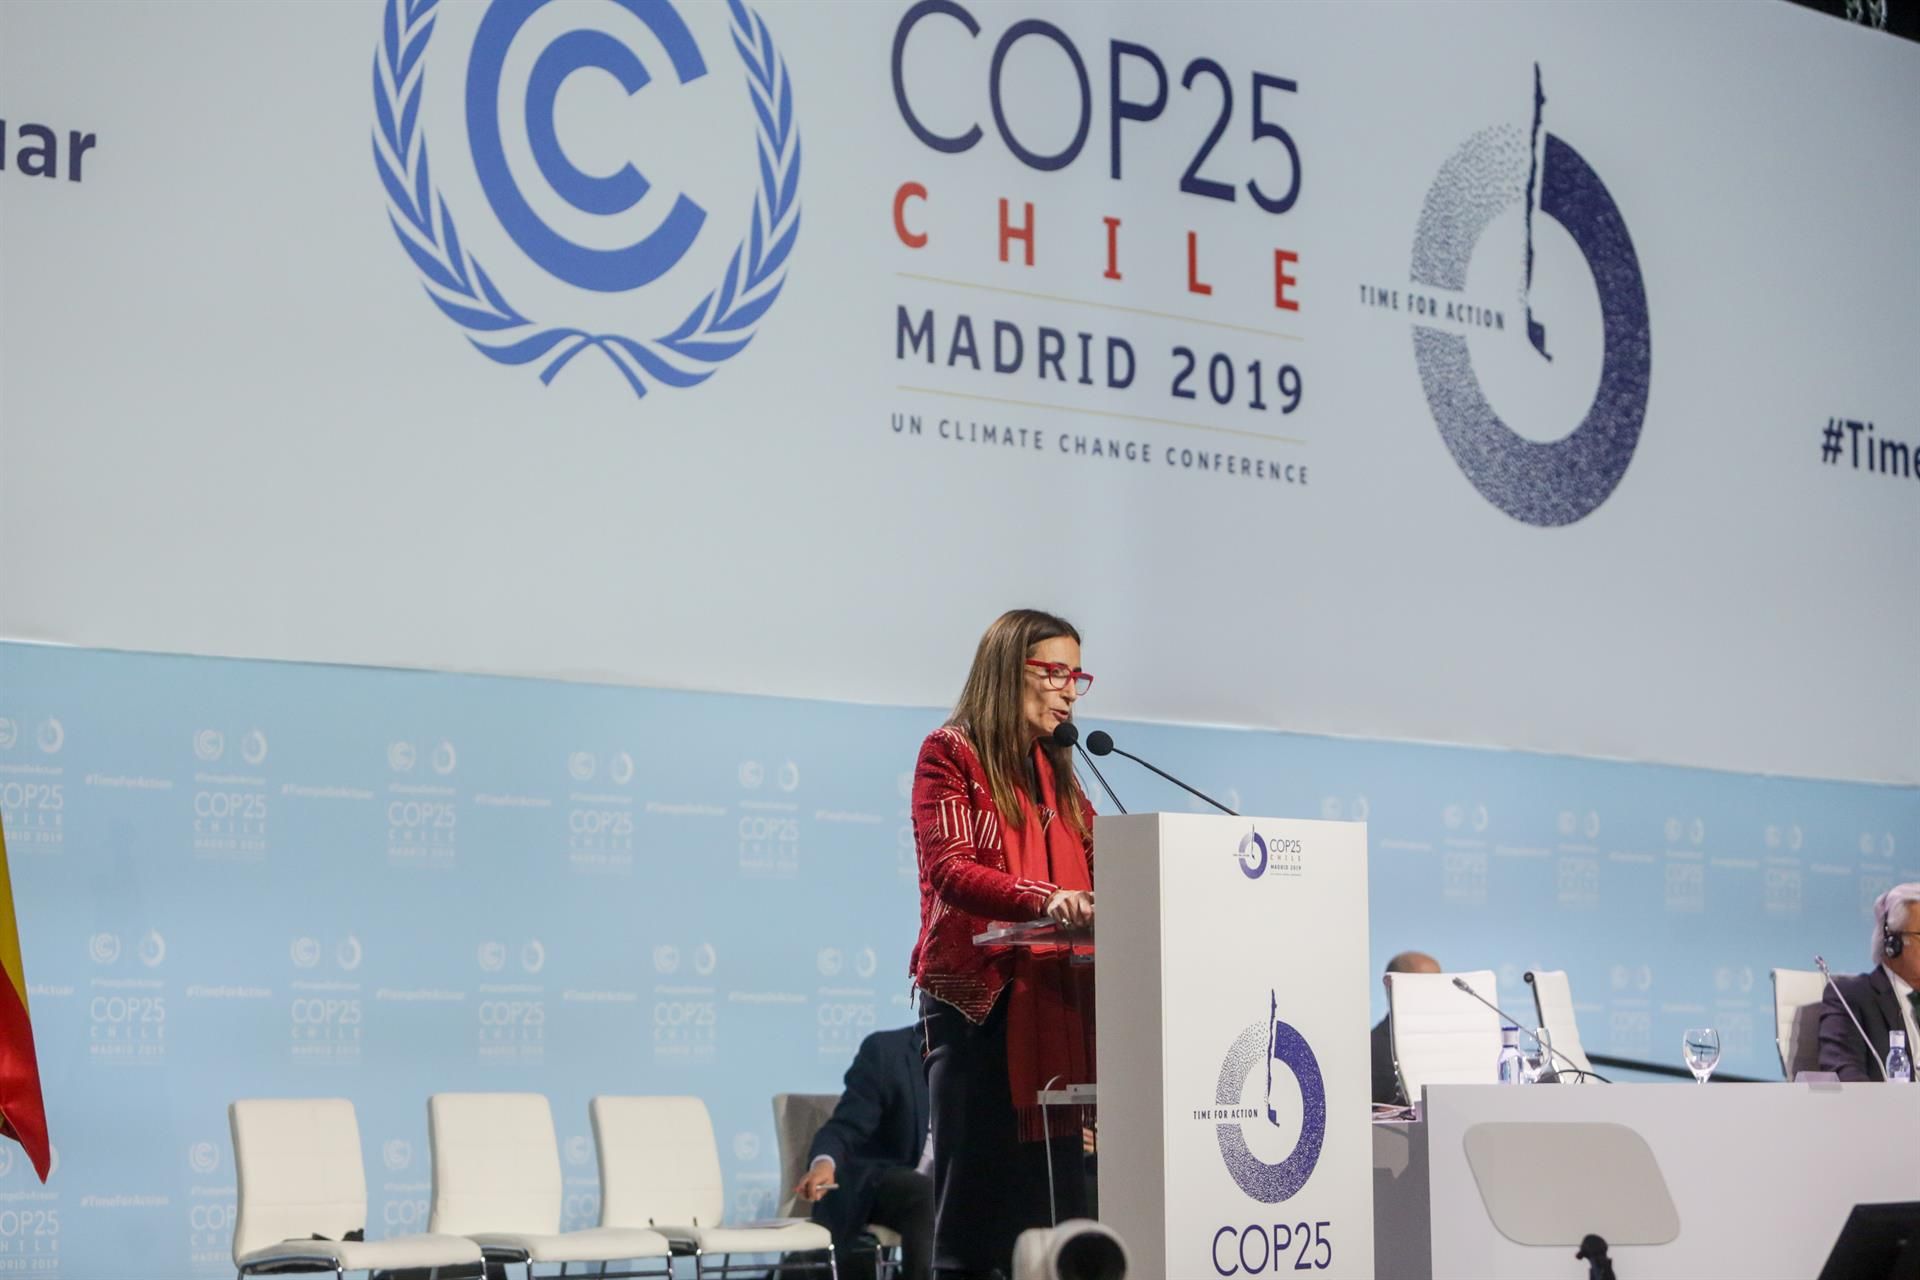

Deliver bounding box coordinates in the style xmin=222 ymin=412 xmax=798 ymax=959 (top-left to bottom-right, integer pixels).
xmin=793 ymin=1025 xmax=932 ymax=1280
xmin=1821 ymin=883 xmax=1920 ymax=1080
xmin=1371 ymin=950 xmax=1439 ymax=1105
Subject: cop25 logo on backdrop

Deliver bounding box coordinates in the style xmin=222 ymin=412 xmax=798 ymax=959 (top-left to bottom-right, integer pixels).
xmin=1407 ymin=67 xmax=1650 ymax=526
xmin=372 ymin=0 xmax=801 ymax=397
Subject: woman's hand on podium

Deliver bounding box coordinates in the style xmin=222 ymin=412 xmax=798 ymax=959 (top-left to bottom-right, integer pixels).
xmin=1044 ymin=889 xmax=1094 ymax=927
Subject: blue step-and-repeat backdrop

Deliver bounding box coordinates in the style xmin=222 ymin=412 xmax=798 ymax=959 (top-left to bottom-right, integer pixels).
xmin=2 ymin=640 xmax=1914 ymax=1275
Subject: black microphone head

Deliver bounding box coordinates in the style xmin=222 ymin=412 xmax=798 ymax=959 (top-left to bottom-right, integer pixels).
xmin=1085 ymin=730 xmax=1114 ymax=756
xmin=1451 ymin=976 xmax=1470 ymax=990
xmin=1050 ymin=720 xmax=1079 ymax=748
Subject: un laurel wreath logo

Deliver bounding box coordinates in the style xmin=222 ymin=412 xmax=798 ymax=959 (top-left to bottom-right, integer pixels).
xmin=372 ymin=0 xmax=801 ymax=398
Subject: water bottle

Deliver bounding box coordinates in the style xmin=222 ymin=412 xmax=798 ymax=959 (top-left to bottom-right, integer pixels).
xmin=1497 ymin=1025 xmax=1526 ymax=1085
xmin=1888 ymin=1030 xmax=1912 ymax=1082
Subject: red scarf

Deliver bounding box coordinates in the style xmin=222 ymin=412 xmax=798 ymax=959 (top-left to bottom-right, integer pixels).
xmin=1003 ymin=744 xmax=1096 ymax=1142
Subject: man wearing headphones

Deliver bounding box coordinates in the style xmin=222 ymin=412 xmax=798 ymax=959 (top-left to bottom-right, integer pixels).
xmin=1819 ymin=883 xmax=1920 ymax=1080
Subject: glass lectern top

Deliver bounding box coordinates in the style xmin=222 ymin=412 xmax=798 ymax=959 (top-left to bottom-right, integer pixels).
xmin=972 ymin=919 xmax=1094 ymax=949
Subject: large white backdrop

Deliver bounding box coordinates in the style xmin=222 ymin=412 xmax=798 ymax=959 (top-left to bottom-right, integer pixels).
xmin=4 ymin=0 xmax=1917 ymax=783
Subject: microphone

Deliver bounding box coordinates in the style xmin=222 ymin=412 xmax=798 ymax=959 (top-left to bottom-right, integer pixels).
xmin=1450 ymin=976 xmax=1609 ymax=1084
xmin=1082 ymin=730 xmax=1236 ymax=817
xmin=1814 ymin=954 xmax=1890 ymax=1080
xmin=1051 ymin=721 xmax=1126 ymax=815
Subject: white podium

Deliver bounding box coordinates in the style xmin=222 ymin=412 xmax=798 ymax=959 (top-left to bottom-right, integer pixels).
xmin=1094 ymin=813 xmax=1372 ymax=1279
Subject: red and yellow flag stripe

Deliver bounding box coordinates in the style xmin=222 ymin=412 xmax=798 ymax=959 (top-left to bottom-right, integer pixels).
xmin=0 ymin=819 xmax=49 ymax=1181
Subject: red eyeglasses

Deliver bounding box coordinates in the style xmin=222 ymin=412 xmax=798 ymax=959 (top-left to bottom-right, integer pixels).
xmin=1024 ymin=660 xmax=1094 ymax=695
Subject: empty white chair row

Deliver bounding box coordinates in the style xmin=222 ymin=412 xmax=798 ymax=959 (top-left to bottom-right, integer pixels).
xmin=231 ymin=1094 xmax=836 ymax=1279
xmin=428 ymin=1093 xmax=671 ymax=1277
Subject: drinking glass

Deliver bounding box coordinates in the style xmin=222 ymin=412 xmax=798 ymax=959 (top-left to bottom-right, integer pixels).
xmin=1519 ymin=1027 xmax=1554 ymax=1083
xmin=1682 ymin=1027 xmax=1721 ymax=1083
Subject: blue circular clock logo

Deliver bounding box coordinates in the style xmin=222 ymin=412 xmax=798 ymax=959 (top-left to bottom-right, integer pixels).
xmin=1410 ymin=66 xmax=1650 ymax=526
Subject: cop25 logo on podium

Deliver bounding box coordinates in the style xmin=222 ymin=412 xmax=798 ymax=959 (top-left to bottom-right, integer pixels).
xmin=372 ymin=0 xmax=802 ymax=398
xmin=1215 ymin=990 xmax=1326 ymax=1204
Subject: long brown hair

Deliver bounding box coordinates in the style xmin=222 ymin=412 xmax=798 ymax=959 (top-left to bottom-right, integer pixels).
xmin=948 ymin=609 xmax=1090 ymax=839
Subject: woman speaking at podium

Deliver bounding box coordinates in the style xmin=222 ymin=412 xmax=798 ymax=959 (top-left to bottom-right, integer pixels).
xmin=909 ymin=608 xmax=1098 ymax=1279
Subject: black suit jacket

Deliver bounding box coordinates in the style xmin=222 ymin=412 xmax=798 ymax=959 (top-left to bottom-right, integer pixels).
xmin=1370 ymin=1015 xmax=1402 ymax=1106
xmin=1818 ymin=967 xmax=1907 ymax=1081
xmin=808 ymin=1026 xmax=929 ymax=1244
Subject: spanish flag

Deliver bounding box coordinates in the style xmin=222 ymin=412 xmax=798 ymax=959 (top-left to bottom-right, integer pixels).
xmin=0 ymin=819 xmax=48 ymax=1181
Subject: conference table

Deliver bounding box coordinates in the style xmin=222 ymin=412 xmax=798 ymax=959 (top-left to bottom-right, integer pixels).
xmin=1372 ymin=1082 xmax=1920 ymax=1278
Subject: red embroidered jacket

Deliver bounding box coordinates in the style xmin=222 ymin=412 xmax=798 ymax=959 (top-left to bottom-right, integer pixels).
xmin=908 ymin=726 xmax=1094 ymax=1022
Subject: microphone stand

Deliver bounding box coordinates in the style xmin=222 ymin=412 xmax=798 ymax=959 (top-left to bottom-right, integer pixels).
xmin=1099 ymin=745 xmax=1237 ymax=817
xmin=1075 ymin=745 xmax=1126 ymax=814
xmin=1450 ymin=977 xmax=1610 ymax=1083
xmin=1576 ymin=1234 xmax=1615 ymax=1280
xmin=1815 ymin=954 xmax=1890 ymax=1080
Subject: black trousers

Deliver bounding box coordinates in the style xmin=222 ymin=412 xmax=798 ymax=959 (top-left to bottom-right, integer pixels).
xmin=921 ymin=992 xmax=1087 ymax=1279
xmin=790 ymin=1167 xmax=933 ymax=1280
xmin=837 ymin=1166 xmax=933 ymax=1280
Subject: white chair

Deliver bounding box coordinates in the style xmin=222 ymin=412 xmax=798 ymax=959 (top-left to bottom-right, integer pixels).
xmin=772 ymin=1092 xmax=901 ymax=1280
xmin=1773 ymin=967 xmax=1829 ymax=1079
xmin=229 ymin=1097 xmax=483 ymax=1278
xmin=1385 ymin=968 xmax=1502 ymax=1104
xmin=1523 ymin=969 xmax=1599 ymax=1082
xmin=427 ymin=1092 xmax=672 ymax=1277
xmin=594 ymin=1094 xmax=836 ymax=1279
